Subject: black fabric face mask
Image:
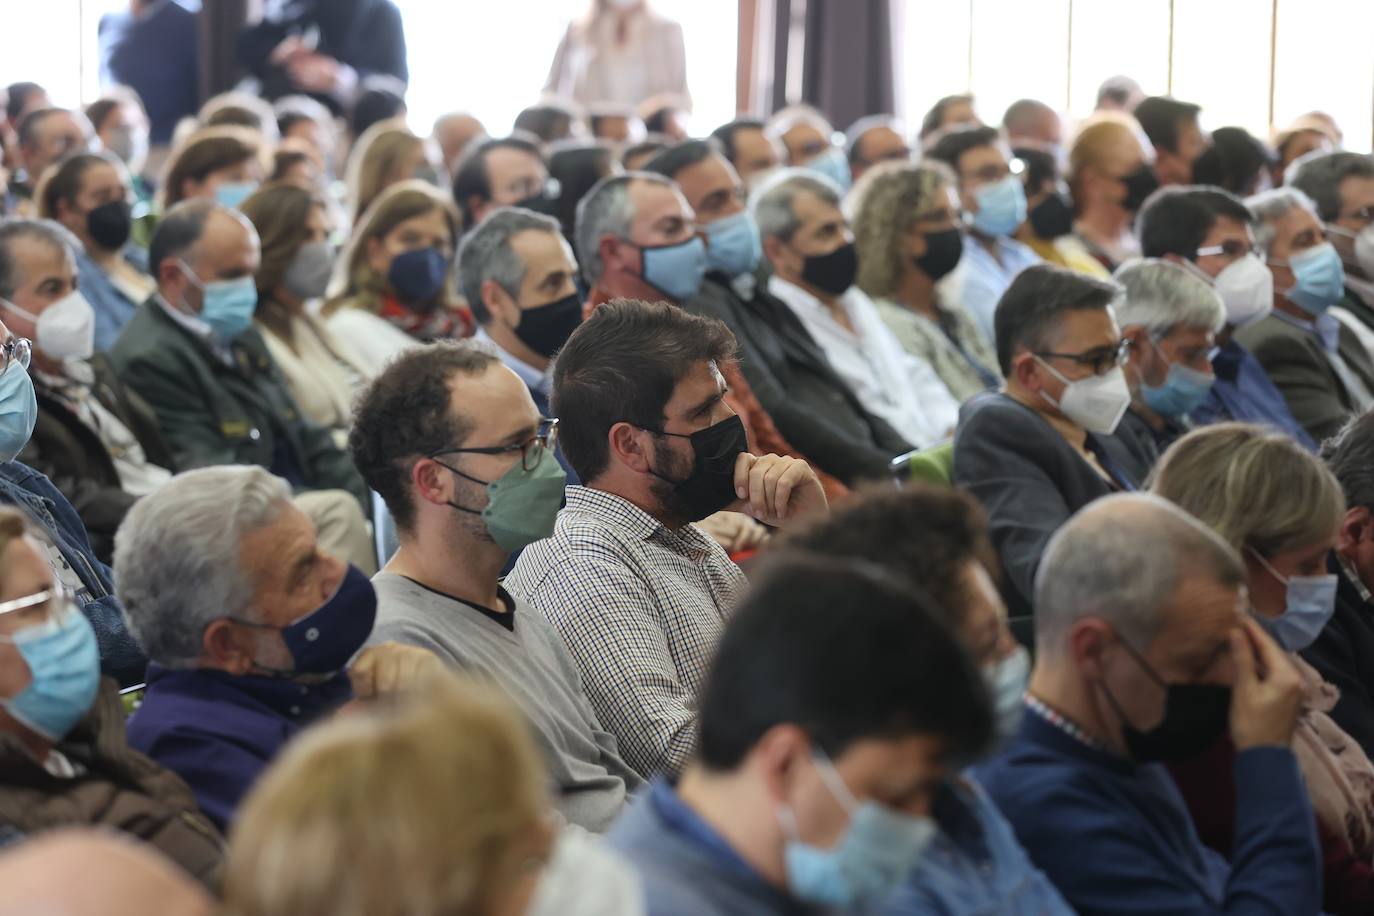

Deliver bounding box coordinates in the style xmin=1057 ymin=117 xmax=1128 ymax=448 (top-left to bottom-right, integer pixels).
xmin=513 ymin=292 xmax=583 ymax=359
xmin=1121 ymin=166 xmax=1161 ymax=213
xmin=646 ymin=413 xmax=749 ymax=522
xmin=1029 ymin=193 xmax=1074 ymax=240
xmin=1100 ymin=638 xmax=1231 ymax=763
xmin=800 ymin=241 xmax=858 ymax=297
xmin=86 ymin=199 xmax=133 ymax=251
xmin=914 ymin=228 xmax=963 ymax=281
xmin=515 ymin=186 xmax=560 ymax=216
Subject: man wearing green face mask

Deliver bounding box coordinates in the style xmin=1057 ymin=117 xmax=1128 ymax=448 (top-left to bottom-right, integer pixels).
xmin=350 ymin=341 xmax=645 ymax=834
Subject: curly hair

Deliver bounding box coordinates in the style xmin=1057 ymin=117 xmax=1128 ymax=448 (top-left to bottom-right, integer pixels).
xmin=850 ymin=159 xmax=956 ymax=300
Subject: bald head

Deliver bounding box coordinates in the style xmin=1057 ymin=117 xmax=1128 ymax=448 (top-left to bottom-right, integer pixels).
xmin=1034 ymin=494 xmax=1245 ymax=655
xmin=1003 ymin=98 xmax=1062 ymax=149
xmin=433 ymin=112 xmax=486 ymax=172
xmin=0 ymin=829 xmax=213 ymax=916
xmin=151 ymin=199 xmax=260 ymax=313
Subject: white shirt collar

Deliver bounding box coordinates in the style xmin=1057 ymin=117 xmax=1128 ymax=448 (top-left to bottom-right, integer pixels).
xmin=156 ymin=293 xmax=234 ymax=365
xmin=474 ymin=327 xmax=551 ymax=396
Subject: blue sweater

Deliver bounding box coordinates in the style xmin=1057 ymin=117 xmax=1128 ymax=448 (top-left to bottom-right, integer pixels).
xmin=607 ymin=779 xmax=836 ymax=916
xmin=973 ymin=709 xmax=1323 ymax=915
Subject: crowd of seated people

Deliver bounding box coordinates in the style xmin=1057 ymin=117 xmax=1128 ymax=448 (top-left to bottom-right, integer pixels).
xmin=4 ymin=43 xmax=1374 ymax=916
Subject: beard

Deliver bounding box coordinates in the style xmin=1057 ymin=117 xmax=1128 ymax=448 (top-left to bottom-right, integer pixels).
xmin=646 ymin=437 xmax=697 ymax=525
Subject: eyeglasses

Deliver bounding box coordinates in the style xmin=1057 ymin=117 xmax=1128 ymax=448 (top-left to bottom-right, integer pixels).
xmin=1195 ymin=241 xmax=1262 ymax=261
xmin=0 ymin=337 xmax=31 ymax=376
xmin=428 ymin=417 xmax=559 ymax=472
xmin=1034 ymin=338 xmax=1132 ymax=376
xmin=1340 ymin=206 xmax=1374 ymax=225
xmin=0 ymin=584 xmax=75 ymax=630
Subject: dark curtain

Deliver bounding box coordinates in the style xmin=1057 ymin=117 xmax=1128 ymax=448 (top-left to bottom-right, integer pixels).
xmin=198 ymin=0 xmax=252 ymax=104
xmin=781 ymin=0 xmax=894 ymax=127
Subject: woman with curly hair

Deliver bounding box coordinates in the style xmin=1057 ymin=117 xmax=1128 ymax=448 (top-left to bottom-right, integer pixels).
xmin=850 ymin=160 xmax=1000 ymax=403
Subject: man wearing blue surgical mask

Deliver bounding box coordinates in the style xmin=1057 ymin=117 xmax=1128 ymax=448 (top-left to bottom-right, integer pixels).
xmin=645 ymin=140 xmax=913 ymax=487
xmin=926 ymin=125 xmax=1042 ymax=344
xmin=1240 ymin=187 xmax=1374 ymax=444
xmin=765 ymin=104 xmax=852 ymax=193
xmin=1113 ymin=258 xmax=1227 ymax=452
xmin=110 ymin=199 xmax=376 ymax=574
xmin=117 ymin=465 xmax=442 ymax=830
xmin=607 ymin=554 xmax=995 ymax=914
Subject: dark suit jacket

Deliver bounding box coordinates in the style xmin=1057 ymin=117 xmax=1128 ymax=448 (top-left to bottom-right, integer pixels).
xmin=1235 ymin=312 xmax=1374 ymax=445
xmin=686 ymin=273 xmax=912 ymax=485
xmin=110 ymin=298 xmax=366 ymax=507
xmin=952 ymin=392 xmax=1155 ymax=617
xmin=20 ymin=354 xmax=177 ymax=564
xmin=1302 ymin=556 xmax=1374 ymax=761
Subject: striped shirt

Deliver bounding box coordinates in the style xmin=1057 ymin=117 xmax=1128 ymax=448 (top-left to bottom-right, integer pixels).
xmin=506 ymin=486 xmax=746 ymax=778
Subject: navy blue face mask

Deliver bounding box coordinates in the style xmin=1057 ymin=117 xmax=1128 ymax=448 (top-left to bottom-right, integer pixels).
xmin=228 ymin=564 xmax=378 ymax=676
xmin=387 ymin=247 xmax=450 ymax=304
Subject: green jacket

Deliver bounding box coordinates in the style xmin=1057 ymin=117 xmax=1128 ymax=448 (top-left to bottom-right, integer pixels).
xmin=109 ymin=297 xmax=366 ymax=507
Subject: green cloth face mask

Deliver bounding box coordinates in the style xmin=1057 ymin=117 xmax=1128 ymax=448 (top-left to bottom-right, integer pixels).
xmin=437 ymin=446 xmax=568 ymax=552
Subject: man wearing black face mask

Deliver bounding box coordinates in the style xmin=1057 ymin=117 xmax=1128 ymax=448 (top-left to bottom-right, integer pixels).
xmin=451 ymin=135 xmax=556 ymax=230
xmin=116 ymin=465 xmax=442 ymax=831
xmin=974 ymin=494 xmax=1321 ymax=915
xmin=507 ymin=299 xmax=827 ymax=778
xmin=458 ymin=207 xmax=583 ymax=482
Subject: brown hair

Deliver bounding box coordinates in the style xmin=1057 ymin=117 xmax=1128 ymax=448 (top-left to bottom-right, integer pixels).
xmin=239 ymin=184 xmax=326 ymax=340
xmin=35 ymin=152 xmax=120 ymax=221
xmin=344 ymin=119 xmax=424 ymax=223
xmin=323 ymin=180 xmax=461 ymax=317
xmin=158 ymin=126 xmax=264 ymax=210
xmin=223 ymin=671 xmax=550 ymax=916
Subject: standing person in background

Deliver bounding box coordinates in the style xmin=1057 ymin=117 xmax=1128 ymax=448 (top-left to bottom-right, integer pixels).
xmin=546 ymin=1 xmax=690 ymax=111
xmin=237 ymin=0 xmax=408 ymax=115
xmin=38 ymin=153 xmax=155 ymax=351
xmin=241 ymin=185 xmax=370 ymax=450
xmin=98 ymin=2 xmax=199 ymax=148
xmin=324 ymin=181 xmax=470 ymax=366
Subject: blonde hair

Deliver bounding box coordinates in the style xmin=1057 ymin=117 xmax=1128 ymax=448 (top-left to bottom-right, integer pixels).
xmin=1149 ymin=422 xmax=1345 ymax=558
xmin=223 ymin=672 xmax=549 ymax=916
xmin=850 ymin=160 xmax=955 ymax=300
xmin=345 ymin=118 xmax=425 ymax=223
xmin=323 ymin=179 xmax=461 ymax=316
xmin=1067 ymin=112 xmax=1150 ymax=214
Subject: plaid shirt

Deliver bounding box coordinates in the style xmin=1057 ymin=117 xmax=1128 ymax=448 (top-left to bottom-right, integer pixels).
xmin=506 ymin=486 xmax=746 ymax=777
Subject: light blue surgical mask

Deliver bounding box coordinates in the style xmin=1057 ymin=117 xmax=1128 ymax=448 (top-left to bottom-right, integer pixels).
xmin=984 ymin=646 xmax=1030 ymax=744
xmin=704 ymin=210 xmax=762 ymax=278
xmin=214 ymin=180 xmax=259 ymax=210
xmin=779 ymin=749 xmax=937 ymax=906
xmin=1139 ymin=335 xmax=1215 ymax=418
xmin=1250 ymin=548 xmax=1338 ymax=652
xmin=179 ymin=260 xmax=259 ymax=340
xmin=970 ymin=174 xmax=1028 ymax=237
xmin=0 ymin=357 xmax=37 ymax=462
xmin=640 ymin=235 xmax=708 ymax=302
xmin=0 ymin=598 xmax=100 ymax=741
xmin=806 ymin=146 xmax=853 ymax=193
xmin=1277 ymin=241 xmax=1345 ymax=316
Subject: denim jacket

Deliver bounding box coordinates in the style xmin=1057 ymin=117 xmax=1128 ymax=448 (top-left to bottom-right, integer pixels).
xmin=0 ymin=461 xmax=145 ymax=685
xmin=877 ymin=778 xmax=1074 ymax=916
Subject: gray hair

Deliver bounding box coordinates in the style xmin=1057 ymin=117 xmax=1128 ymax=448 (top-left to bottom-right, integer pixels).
xmin=1112 ymin=258 xmax=1226 ymax=336
xmin=457 ymin=207 xmax=566 ymax=324
xmin=1034 ymin=493 xmax=1246 ymax=655
xmin=1245 ymin=187 xmax=1320 ymax=254
xmin=1324 ymin=408 xmax=1374 ymax=510
xmin=751 ymin=169 xmax=843 ymax=243
xmin=574 ymin=172 xmax=675 ymax=285
xmin=0 ymin=218 xmax=79 ymax=300
xmin=113 ymin=466 xmax=293 ymax=666
xmin=1290 ymin=151 xmax=1374 ymax=222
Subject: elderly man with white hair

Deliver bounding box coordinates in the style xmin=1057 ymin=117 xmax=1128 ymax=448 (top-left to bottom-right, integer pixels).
xmin=115 ymin=465 xmax=441 ymax=831
xmin=974 ymin=492 xmax=1322 ymax=915
xmin=1236 ymin=187 xmax=1374 ymax=443
xmin=1112 ymin=258 xmax=1227 ymax=451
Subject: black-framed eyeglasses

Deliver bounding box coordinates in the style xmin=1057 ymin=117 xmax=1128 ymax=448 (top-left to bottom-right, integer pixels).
xmin=1034 ymin=338 xmax=1132 ymax=376
xmin=1340 ymin=206 xmax=1374 ymax=225
xmin=0 ymin=337 xmax=31 ymax=376
xmin=428 ymin=417 xmax=559 ymax=472
xmin=1195 ymin=240 xmax=1262 ymax=261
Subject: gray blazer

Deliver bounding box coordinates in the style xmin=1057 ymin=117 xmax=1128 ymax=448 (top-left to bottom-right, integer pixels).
xmin=1235 ymin=311 xmax=1374 ymax=445
xmin=953 ymin=392 xmax=1156 ymax=618
xmin=686 ymin=273 xmax=912 ymax=484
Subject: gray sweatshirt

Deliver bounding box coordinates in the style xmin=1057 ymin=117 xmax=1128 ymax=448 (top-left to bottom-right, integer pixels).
xmin=370 ymin=572 xmax=644 ymax=833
